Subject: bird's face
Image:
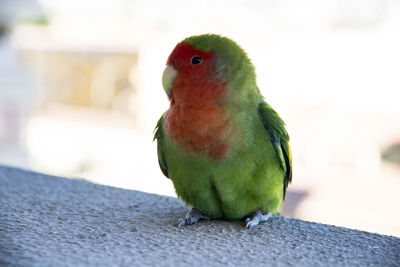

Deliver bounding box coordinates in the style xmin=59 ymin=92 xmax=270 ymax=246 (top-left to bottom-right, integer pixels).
xmin=162 ymin=42 xmax=227 ymax=107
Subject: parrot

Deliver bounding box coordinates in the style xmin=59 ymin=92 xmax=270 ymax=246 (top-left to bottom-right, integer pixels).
xmin=154 ymin=34 xmax=292 ymax=228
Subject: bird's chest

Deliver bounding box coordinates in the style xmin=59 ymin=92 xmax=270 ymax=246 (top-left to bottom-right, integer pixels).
xmin=165 ymin=104 xmax=232 ymax=159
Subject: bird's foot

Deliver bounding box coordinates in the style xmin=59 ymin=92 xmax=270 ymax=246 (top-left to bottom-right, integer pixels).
xmin=245 ymin=210 xmax=271 ymax=228
xmin=177 ymin=208 xmax=210 ymax=227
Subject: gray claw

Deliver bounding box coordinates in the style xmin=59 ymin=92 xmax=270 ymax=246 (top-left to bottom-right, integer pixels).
xmin=245 ymin=211 xmax=271 ymax=228
xmin=177 ymin=208 xmax=210 ymax=227
xmin=177 ymin=218 xmax=187 ymax=227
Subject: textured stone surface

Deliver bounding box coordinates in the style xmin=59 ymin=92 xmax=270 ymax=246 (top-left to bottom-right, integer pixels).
xmin=0 ymin=165 xmax=399 ymax=266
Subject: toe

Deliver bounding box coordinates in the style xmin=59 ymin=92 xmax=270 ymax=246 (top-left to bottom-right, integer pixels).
xmin=177 ymin=218 xmax=187 ymax=227
xmin=245 ymin=219 xmax=258 ymax=228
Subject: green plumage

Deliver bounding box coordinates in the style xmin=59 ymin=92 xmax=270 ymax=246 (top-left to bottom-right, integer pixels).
xmin=154 ymin=34 xmax=292 ymax=220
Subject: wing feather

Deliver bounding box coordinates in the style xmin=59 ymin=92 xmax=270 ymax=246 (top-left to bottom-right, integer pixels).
xmin=258 ymin=102 xmax=292 ymax=199
xmin=153 ymin=114 xmax=169 ymax=178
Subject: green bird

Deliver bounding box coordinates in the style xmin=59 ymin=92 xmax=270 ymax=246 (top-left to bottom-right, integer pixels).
xmin=154 ymin=34 xmax=292 ymax=228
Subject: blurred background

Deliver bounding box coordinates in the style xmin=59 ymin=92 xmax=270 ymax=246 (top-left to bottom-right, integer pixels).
xmin=0 ymin=0 xmax=399 ymax=236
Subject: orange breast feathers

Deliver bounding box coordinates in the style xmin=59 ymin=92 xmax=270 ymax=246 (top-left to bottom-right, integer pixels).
xmin=165 ymin=102 xmax=231 ymax=160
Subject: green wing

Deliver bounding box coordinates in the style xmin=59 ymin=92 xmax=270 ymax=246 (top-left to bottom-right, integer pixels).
xmin=258 ymin=102 xmax=292 ymax=199
xmin=153 ymin=114 xmax=169 ymax=178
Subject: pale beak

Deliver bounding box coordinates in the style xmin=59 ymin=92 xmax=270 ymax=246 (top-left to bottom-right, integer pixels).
xmin=162 ymin=65 xmax=177 ymax=100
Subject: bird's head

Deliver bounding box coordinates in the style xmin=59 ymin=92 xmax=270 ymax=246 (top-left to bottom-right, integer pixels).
xmin=162 ymin=34 xmax=258 ymax=107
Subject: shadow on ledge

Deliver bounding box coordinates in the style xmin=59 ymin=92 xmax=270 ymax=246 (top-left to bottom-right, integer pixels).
xmin=0 ymin=165 xmax=399 ymax=266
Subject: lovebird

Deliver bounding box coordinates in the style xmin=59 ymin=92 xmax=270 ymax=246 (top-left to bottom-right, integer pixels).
xmin=154 ymin=34 xmax=292 ymax=228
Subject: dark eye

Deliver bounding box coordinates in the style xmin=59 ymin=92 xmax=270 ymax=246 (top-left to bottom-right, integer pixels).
xmin=190 ymin=55 xmax=202 ymax=65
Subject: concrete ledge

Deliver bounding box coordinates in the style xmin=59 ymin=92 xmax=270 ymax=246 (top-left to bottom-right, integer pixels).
xmin=1 ymin=166 xmax=399 ymax=266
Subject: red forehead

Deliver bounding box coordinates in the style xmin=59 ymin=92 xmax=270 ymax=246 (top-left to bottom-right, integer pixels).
xmin=166 ymin=42 xmax=214 ymax=67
